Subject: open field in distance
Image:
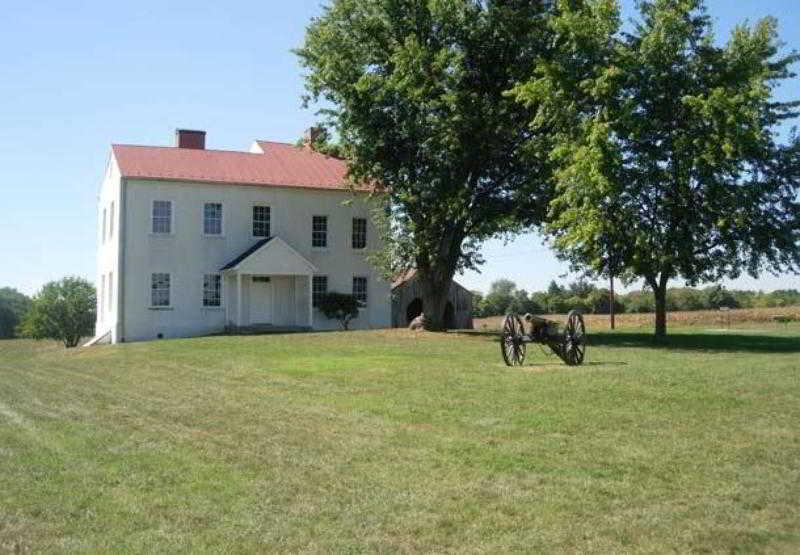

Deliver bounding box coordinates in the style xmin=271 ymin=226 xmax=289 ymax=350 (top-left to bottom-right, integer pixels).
xmin=473 ymin=305 xmax=800 ymax=332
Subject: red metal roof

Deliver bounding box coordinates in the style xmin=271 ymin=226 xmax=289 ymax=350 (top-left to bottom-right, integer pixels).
xmin=112 ymin=141 xmax=355 ymax=191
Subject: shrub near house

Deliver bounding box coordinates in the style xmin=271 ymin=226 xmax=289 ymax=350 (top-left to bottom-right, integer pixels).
xmin=318 ymin=292 xmax=360 ymax=330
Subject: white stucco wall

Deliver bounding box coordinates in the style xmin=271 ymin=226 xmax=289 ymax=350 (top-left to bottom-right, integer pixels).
xmin=94 ymin=156 xmax=122 ymax=342
xmin=111 ymin=176 xmax=390 ymax=342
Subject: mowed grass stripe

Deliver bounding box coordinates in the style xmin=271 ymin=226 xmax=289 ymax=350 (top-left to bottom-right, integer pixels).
xmin=1 ymin=328 xmax=799 ymax=552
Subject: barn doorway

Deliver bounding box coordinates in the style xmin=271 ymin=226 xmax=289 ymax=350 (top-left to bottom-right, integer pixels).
xmin=444 ymin=301 xmax=456 ymax=329
xmin=405 ymin=298 xmax=456 ymax=328
xmin=406 ymin=298 xmax=423 ymax=324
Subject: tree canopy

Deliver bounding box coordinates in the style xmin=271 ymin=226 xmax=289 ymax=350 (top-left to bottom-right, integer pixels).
xmin=296 ymin=0 xmax=609 ymax=329
xmin=514 ymin=0 xmax=800 ymax=337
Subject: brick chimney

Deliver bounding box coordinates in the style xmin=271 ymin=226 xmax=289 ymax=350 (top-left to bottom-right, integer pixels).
xmin=303 ymin=126 xmax=323 ymax=149
xmin=175 ymin=129 xmax=206 ymax=149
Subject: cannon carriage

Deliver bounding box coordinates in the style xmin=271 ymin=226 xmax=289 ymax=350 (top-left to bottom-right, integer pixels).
xmin=500 ymin=310 xmax=587 ymax=366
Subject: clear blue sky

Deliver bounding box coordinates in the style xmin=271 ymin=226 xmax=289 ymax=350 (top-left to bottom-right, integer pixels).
xmin=0 ymin=0 xmax=798 ymax=296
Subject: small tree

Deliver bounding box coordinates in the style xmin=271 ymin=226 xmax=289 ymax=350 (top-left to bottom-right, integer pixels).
xmin=318 ymin=292 xmax=360 ymax=330
xmin=19 ymin=277 xmax=96 ymax=348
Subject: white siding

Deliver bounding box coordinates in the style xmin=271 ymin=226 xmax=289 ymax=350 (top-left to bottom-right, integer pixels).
xmin=114 ymin=177 xmax=390 ymax=342
xmin=95 ymin=156 xmax=123 ymax=342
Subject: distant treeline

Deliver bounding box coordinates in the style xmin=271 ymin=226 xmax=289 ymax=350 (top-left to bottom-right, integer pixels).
xmin=471 ymin=279 xmax=800 ymax=318
xmin=0 ymin=287 xmax=32 ymax=338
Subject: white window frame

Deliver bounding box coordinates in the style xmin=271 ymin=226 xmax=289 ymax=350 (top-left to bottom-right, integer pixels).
xmin=202 ymin=273 xmax=223 ymax=308
xmin=352 ymin=217 xmax=367 ymax=250
xmin=101 ymin=208 xmax=107 ymax=244
xmin=150 ymin=273 xmax=172 ymax=309
xmin=252 ymin=205 xmax=271 ymax=238
xmin=312 ymin=275 xmax=328 ymax=307
xmin=352 ymin=276 xmax=368 ymax=306
xmin=312 ymin=215 xmax=328 ymax=250
xmin=203 ymin=202 xmax=224 ymax=237
xmin=151 ymin=200 xmax=173 ymax=235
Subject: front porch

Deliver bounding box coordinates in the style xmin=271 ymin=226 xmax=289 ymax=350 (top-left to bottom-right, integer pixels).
xmin=221 ymin=237 xmax=316 ymax=331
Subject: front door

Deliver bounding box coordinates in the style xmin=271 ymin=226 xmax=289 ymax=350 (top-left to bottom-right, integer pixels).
xmin=250 ymin=277 xmax=273 ymax=324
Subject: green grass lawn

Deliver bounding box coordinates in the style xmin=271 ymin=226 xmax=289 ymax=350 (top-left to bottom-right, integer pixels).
xmin=1 ymin=327 xmax=799 ymax=553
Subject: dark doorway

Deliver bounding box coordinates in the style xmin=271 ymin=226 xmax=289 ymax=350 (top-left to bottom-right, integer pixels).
xmin=406 ymin=298 xmax=423 ymax=324
xmin=444 ymin=301 xmax=456 ymax=329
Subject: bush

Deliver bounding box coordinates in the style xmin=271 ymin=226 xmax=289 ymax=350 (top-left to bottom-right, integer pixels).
xmin=625 ymin=290 xmax=655 ymax=313
xmin=705 ymin=285 xmax=740 ymax=310
xmin=19 ymin=277 xmax=96 ymax=348
xmin=586 ymin=289 xmax=625 ymax=314
xmin=318 ymin=292 xmax=360 ymax=330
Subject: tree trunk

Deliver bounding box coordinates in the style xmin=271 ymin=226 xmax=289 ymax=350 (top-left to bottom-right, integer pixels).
xmin=414 ymin=222 xmax=464 ymax=331
xmin=609 ymin=274 xmax=616 ymax=330
xmin=653 ymin=279 xmax=668 ymax=340
xmin=418 ymin=270 xmax=452 ymax=331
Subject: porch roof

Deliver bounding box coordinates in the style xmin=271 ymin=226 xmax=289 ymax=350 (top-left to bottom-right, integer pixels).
xmin=220 ymin=237 xmax=317 ymax=275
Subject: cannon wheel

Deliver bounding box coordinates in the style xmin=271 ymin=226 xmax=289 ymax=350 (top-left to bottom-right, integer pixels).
xmin=563 ymin=310 xmax=586 ymax=366
xmin=500 ymin=314 xmax=526 ymax=366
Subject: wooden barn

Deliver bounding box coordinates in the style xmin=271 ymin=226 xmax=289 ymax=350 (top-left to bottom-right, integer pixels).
xmin=391 ymin=270 xmax=473 ymax=330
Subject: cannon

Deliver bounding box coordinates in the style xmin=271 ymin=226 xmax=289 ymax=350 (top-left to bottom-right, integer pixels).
xmin=500 ymin=310 xmax=586 ymax=366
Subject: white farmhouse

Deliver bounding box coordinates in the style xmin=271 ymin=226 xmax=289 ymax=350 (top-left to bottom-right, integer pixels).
xmin=93 ymin=129 xmax=390 ymax=344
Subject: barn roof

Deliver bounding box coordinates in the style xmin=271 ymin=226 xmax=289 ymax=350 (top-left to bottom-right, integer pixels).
xmin=391 ymin=269 xmax=471 ymax=294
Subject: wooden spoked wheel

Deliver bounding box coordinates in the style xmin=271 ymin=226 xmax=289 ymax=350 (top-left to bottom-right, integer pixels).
xmin=500 ymin=314 xmax=526 ymax=366
xmin=563 ymin=310 xmax=586 ymax=366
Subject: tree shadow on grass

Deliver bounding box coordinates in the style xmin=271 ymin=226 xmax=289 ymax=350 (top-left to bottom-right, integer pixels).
xmin=589 ymin=332 xmax=800 ymax=354
xmin=454 ymin=329 xmax=800 ymax=354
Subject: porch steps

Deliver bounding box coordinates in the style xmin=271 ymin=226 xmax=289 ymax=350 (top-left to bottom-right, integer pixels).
xmin=82 ymin=330 xmax=111 ymax=347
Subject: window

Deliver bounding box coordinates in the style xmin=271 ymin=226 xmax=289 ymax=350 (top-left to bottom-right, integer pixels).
xmin=109 ymin=202 xmax=115 ymax=239
xmin=252 ymin=276 xmax=271 ymax=283
xmin=204 ymin=203 xmax=223 ymax=235
xmin=312 ymin=216 xmax=328 ymax=248
xmin=102 ymin=208 xmax=107 ymax=244
xmin=253 ymin=206 xmax=271 ymax=237
xmin=203 ymin=274 xmax=222 ymax=307
xmin=151 ymin=273 xmax=171 ymax=307
xmin=352 ymin=218 xmax=367 ymax=249
xmin=312 ymin=275 xmax=327 ymax=307
xmin=352 ymin=276 xmax=368 ymax=306
xmin=152 ymin=201 xmax=172 ymax=234
xmin=108 ymin=272 xmax=113 ymax=313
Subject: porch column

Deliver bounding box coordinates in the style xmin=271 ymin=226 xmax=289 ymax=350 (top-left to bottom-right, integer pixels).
xmin=224 ymin=275 xmax=229 ymax=325
xmin=237 ymin=273 xmax=243 ymax=328
xmin=307 ymin=273 xmax=313 ymax=328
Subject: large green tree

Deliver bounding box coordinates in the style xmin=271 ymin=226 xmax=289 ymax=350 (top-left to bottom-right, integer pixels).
xmin=515 ymin=0 xmax=800 ymax=337
xmin=296 ymin=0 xmax=609 ymax=330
